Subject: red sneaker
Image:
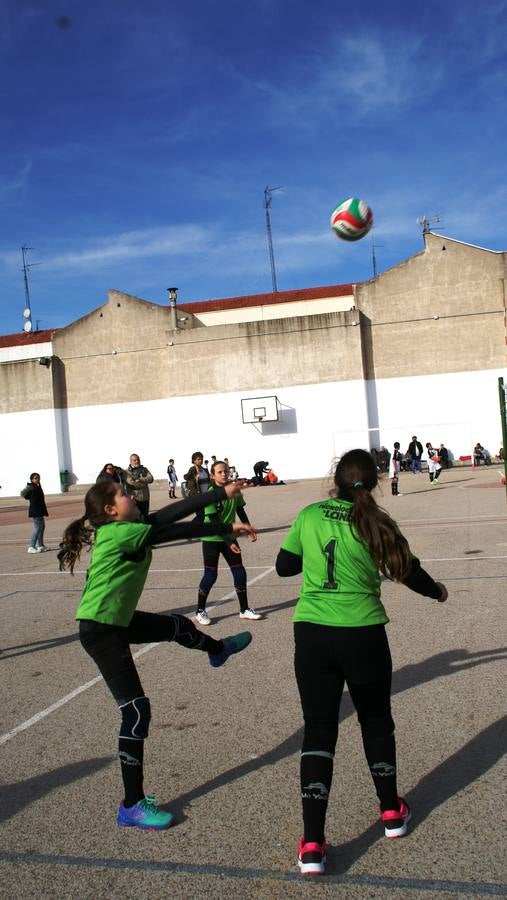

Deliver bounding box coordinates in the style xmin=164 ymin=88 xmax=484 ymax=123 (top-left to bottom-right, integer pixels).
xmin=380 ymin=797 xmax=412 ymax=838
xmin=297 ymin=836 xmax=327 ymax=875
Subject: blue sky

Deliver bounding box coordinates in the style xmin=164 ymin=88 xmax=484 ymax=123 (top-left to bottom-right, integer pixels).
xmin=1 ymin=0 xmax=506 ymax=335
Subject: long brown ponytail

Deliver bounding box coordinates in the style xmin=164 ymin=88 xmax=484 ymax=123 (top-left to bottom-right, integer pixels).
xmin=58 ymin=481 xmax=118 ymax=574
xmin=333 ymin=449 xmax=412 ymax=581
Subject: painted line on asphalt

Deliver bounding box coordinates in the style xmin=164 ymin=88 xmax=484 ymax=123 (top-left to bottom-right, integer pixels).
xmin=1 ymin=555 xmax=506 ymax=579
xmin=0 ymin=851 xmax=503 ymax=895
xmin=0 ymin=567 xmax=275 ymax=748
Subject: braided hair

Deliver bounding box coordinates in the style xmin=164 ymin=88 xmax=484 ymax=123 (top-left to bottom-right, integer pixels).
xmin=332 ymin=449 xmax=412 ymax=582
xmin=58 ymin=481 xmax=118 ymax=574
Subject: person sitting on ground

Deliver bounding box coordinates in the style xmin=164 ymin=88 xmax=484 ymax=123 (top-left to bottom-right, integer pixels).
xmin=473 ymin=443 xmax=491 ymax=466
xmin=253 ymin=460 xmax=270 ymax=485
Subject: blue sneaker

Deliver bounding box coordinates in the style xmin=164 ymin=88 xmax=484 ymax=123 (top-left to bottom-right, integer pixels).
xmin=209 ymin=631 xmax=252 ymax=668
xmin=117 ymin=796 xmax=174 ymax=830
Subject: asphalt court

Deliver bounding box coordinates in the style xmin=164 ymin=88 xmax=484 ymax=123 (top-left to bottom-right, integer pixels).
xmin=1 ymin=468 xmax=506 ymax=898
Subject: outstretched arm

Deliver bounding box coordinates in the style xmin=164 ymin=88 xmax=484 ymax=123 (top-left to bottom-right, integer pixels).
xmin=402 ymin=557 xmax=447 ymax=601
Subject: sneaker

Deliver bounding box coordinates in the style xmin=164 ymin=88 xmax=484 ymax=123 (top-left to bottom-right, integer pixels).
xmin=380 ymin=797 xmax=411 ymax=838
xmin=239 ymin=608 xmax=261 ymax=620
xmin=195 ymin=609 xmax=211 ymax=626
xmin=37 ymin=545 xmax=48 ymax=552
xmin=208 ymin=631 xmax=252 ymax=668
xmin=27 ymin=547 xmax=38 ymax=553
xmin=297 ymin=837 xmax=327 ymax=875
xmin=117 ymin=795 xmax=174 ymax=830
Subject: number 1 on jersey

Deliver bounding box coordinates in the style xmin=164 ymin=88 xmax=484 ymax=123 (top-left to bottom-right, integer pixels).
xmin=322 ymin=538 xmax=339 ymax=590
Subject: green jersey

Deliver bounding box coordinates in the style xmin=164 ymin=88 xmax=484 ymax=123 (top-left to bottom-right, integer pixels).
xmin=202 ymin=490 xmax=246 ymax=542
xmin=281 ymin=498 xmax=388 ymax=627
xmin=75 ymin=520 xmax=153 ymax=627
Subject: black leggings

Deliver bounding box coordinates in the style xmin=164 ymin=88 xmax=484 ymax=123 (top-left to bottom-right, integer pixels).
xmin=79 ymin=611 xmax=223 ymax=704
xmin=198 ymin=541 xmax=248 ymax=613
xmin=79 ymin=612 xmax=224 ymax=806
xmin=294 ymin=622 xmax=398 ymax=842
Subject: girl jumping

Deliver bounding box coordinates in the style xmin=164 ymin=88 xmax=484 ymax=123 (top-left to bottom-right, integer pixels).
xmin=276 ymin=448 xmax=448 ymax=876
xmin=59 ymin=479 xmax=255 ymax=831
xmin=195 ymin=460 xmax=261 ymax=626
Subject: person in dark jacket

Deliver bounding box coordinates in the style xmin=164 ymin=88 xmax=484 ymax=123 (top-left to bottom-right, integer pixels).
xmin=21 ymin=472 xmax=49 ymax=553
xmin=407 ymin=437 xmax=424 ymax=474
xmin=96 ymin=463 xmax=125 ymax=485
xmin=253 ymin=460 xmax=270 ymax=485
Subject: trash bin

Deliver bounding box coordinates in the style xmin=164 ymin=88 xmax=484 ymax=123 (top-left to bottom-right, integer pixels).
xmin=60 ymin=469 xmax=71 ymax=493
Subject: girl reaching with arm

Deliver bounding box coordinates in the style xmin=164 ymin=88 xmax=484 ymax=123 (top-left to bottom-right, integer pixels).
xmin=58 ymin=478 xmax=254 ymax=832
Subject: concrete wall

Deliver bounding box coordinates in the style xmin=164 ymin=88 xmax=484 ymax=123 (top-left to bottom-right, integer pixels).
xmin=0 ymin=235 xmax=506 ymax=497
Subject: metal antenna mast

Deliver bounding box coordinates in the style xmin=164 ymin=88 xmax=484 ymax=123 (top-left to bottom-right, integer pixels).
xmin=21 ymin=245 xmax=34 ymax=333
xmin=20 ymin=245 xmax=41 ymax=333
xmin=371 ymin=231 xmax=383 ymax=278
xmin=264 ymin=186 xmax=283 ymax=292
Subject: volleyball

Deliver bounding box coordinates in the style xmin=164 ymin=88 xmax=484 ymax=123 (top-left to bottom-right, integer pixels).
xmin=330 ymin=198 xmax=373 ymax=242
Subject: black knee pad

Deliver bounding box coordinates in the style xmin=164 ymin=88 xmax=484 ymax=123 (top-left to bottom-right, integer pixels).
xmin=119 ymin=696 xmax=151 ymax=739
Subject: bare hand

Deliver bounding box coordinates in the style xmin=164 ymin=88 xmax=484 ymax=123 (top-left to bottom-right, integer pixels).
xmin=435 ymin=582 xmax=448 ymax=602
xmin=231 ymin=522 xmax=257 ymax=540
xmin=230 ymin=542 xmax=242 ymax=555
xmin=225 ymin=480 xmax=248 ymax=497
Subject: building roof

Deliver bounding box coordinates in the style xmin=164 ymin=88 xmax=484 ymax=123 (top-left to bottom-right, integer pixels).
xmin=0 ymin=328 xmax=58 ymax=348
xmin=178 ymin=283 xmax=355 ymax=314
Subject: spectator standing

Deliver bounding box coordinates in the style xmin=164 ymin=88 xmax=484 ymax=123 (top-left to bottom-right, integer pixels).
xmin=125 ymin=454 xmax=154 ymax=518
xmin=21 ymin=472 xmax=49 ymax=553
xmin=167 ymin=459 xmax=178 ymax=499
xmin=96 ymin=463 xmax=125 ymax=485
xmin=378 ymin=447 xmax=391 ymax=474
xmin=407 ymin=436 xmax=424 ymax=474
xmin=184 ymin=451 xmax=211 ymax=522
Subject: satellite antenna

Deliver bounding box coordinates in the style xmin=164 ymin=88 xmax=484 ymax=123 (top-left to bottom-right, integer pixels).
xmin=20 ymin=245 xmax=40 ymax=333
xmin=264 ymin=186 xmax=284 ymax=293
xmin=417 ymin=214 xmax=442 ymax=234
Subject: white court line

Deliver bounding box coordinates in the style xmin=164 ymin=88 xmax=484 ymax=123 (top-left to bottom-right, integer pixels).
xmin=1 ymin=556 xmax=506 ymax=580
xmin=0 ymin=566 xmax=274 ymax=577
xmin=0 ymin=566 xmax=275 ymax=748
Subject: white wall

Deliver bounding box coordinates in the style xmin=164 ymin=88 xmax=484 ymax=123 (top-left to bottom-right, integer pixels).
xmin=1 ymin=408 xmax=61 ymax=496
xmin=1 ymin=367 xmax=505 ymax=498
xmin=192 ymin=295 xmax=354 ymax=325
xmin=0 ymin=341 xmax=53 ymax=363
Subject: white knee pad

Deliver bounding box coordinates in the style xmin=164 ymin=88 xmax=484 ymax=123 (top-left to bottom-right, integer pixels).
xmin=119 ymin=696 xmax=151 ymax=739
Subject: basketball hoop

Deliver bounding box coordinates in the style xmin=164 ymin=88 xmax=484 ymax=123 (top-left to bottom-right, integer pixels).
xmin=255 ymin=415 xmax=265 ymax=424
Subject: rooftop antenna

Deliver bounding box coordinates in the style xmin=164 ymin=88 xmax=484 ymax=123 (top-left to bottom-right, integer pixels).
xmin=264 ymin=186 xmax=283 ymax=292
xmin=20 ymin=245 xmax=41 ymax=333
xmin=371 ymin=230 xmax=383 ymax=278
xmin=417 ymin=214 xmax=442 ymax=234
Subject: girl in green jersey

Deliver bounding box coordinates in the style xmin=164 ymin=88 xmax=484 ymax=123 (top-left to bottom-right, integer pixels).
xmin=195 ymin=460 xmax=260 ymax=625
xmin=276 ymin=448 xmax=448 ymax=875
xmin=59 ymin=479 xmax=254 ymax=831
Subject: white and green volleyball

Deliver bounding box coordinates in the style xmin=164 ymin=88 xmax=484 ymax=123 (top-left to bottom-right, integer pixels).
xmin=330 ymin=198 xmax=373 ymax=241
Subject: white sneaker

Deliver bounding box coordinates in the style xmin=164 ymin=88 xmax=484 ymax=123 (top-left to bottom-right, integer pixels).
xmin=37 ymin=545 xmax=48 ymax=552
xmin=239 ymin=608 xmax=261 ymax=620
xmin=27 ymin=547 xmax=38 ymax=553
xmin=195 ymin=609 xmax=211 ymax=626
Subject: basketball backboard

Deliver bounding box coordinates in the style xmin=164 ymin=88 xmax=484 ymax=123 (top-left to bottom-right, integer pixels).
xmin=241 ymin=395 xmax=279 ymax=424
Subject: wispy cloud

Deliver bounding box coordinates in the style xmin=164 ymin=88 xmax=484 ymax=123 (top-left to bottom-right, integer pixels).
xmin=0 ymin=158 xmax=32 ymax=201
